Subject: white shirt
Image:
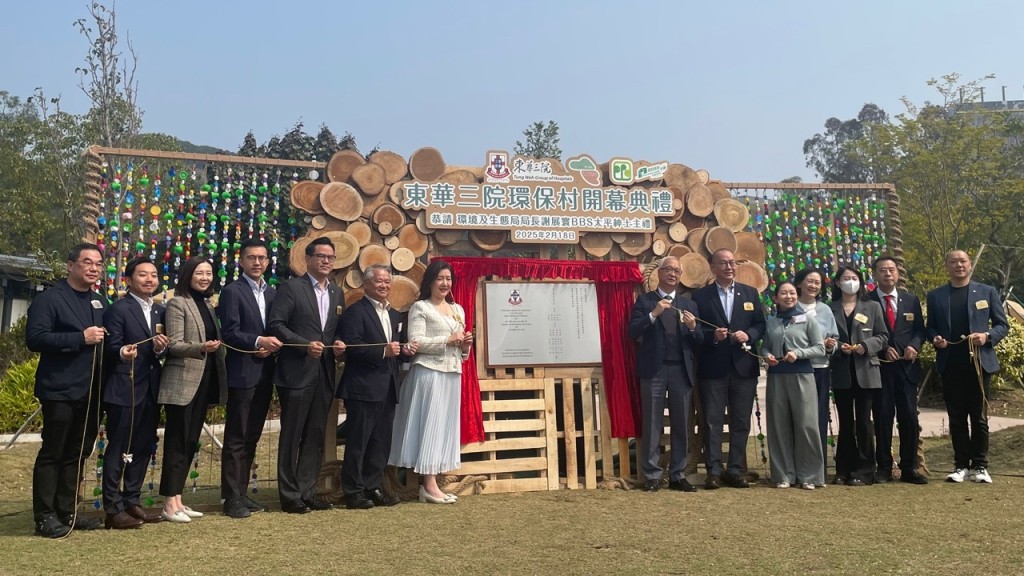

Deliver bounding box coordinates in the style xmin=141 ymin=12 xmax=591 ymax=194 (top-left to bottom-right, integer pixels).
xmin=244 ymin=274 xmax=268 ymax=348
xmin=366 ymin=295 xmax=392 ymax=358
xmin=717 ymin=281 xmax=735 ymax=322
xmin=649 ymin=288 xmax=676 ymax=324
xmin=129 ymin=292 xmax=153 ymax=334
xmin=307 ymin=273 xmax=330 ymax=332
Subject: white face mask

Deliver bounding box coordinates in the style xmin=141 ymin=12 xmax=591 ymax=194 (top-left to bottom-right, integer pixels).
xmin=839 ymin=279 xmax=860 ymax=295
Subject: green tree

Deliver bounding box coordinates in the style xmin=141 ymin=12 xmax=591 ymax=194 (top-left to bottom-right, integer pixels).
xmin=803 ymin=104 xmax=889 ymax=183
xmin=514 ymin=120 xmax=561 ymax=160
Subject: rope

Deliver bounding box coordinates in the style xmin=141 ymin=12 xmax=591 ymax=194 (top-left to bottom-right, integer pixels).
xmin=59 ymin=335 xmax=103 ymax=540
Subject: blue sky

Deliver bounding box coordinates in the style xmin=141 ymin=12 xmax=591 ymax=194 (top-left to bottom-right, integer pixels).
xmin=2 ymin=0 xmax=1021 ymax=182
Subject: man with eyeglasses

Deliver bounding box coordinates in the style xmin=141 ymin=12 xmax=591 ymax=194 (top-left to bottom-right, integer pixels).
xmin=692 ymin=249 xmax=766 ymax=489
xmin=217 ymin=239 xmax=283 ymax=518
xmin=268 ymin=236 xmax=347 ymax=513
xmin=26 ymin=243 xmax=108 ymax=537
xmin=628 ymin=256 xmax=702 ymax=492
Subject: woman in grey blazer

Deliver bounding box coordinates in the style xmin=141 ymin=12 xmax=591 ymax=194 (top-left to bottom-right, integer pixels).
xmin=158 ymin=257 xmax=227 ymax=522
xmin=828 ymin=265 xmax=888 ymax=486
xmin=793 ymin=268 xmax=839 ymax=478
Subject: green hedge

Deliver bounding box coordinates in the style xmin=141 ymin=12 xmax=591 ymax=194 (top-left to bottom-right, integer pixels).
xmin=0 ymin=357 xmax=41 ymax=433
xmin=917 ymin=317 xmax=1024 ymax=390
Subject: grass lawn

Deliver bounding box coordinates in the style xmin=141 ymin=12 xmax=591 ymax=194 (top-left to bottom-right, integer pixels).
xmin=1 ymin=429 xmax=1023 ymax=575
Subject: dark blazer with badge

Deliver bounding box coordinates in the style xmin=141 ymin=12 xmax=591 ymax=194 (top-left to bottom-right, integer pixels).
xmin=828 ymin=300 xmax=888 ymax=390
xmin=692 ymin=282 xmax=766 ymax=380
xmin=926 ymin=281 xmax=1009 ymax=374
xmin=868 ymin=288 xmax=926 ymax=381
xmin=267 ymin=275 xmax=344 ymax=391
xmin=102 ymin=296 xmax=164 ymax=407
xmin=25 ymin=279 xmax=108 ymax=402
xmin=217 ymin=277 xmax=277 ymax=389
xmin=337 ymin=297 xmax=402 ymax=403
xmin=158 ymin=296 xmax=228 ymax=406
xmin=628 ymin=291 xmax=703 ymax=384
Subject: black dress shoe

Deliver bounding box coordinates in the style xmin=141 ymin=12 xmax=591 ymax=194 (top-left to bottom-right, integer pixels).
xmin=105 ymin=511 xmax=144 ymax=530
xmin=61 ymin=514 xmax=102 ymax=530
xmin=366 ymin=488 xmax=400 ymax=507
xmin=244 ymin=495 xmax=267 ymax=512
xmin=641 ymin=479 xmax=660 ymax=492
xmin=899 ymin=471 xmax=929 ymax=485
xmin=304 ymin=498 xmax=334 ymax=511
xmin=345 ymin=493 xmax=375 ymax=510
xmin=281 ymin=501 xmax=311 ymax=514
xmin=831 ymin=475 xmax=847 ymax=485
xmin=722 ymin=474 xmax=750 ymax=489
xmin=668 ymin=478 xmax=697 ymax=492
xmin=126 ymin=505 xmax=163 ymax=523
xmin=223 ymin=498 xmax=252 ymax=519
xmin=704 ymin=475 xmax=721 ymax=490
xmin=35 ymin=516 xmax=71 ymax=539
xmin=846 ymin=478 xmax=866 ymax=486
xmin=873 ymin=471 xmax=893 ymax=484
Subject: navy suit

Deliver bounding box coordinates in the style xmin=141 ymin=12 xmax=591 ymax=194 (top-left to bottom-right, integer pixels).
xmin=25 ymin=280 xmax=107 ymax=523
xmin=217 ymin=276 xmax=277 ymax=503
xmin=692 ymin=281 xmax=766 ymax=479
xmin=628 ymin=290 xmax=703 ymax=482
xmin=101 ymin=295 xmax=163 ymax=515
xmin=337 ymin=297 xmax=402 ymax=496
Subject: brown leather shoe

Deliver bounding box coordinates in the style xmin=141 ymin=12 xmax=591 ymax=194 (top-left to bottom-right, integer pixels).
xmin=126 ymin=505 xmax=163 ymax=524
xmin=105 ymin=511 xmax=143 ymax=530
xmin=704 ymin=475 xmax=721 ymax=490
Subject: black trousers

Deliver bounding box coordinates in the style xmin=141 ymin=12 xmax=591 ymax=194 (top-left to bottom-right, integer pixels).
xmin=698 ymin=370 xmax=756 ymax=478
xmin=102 ymin=393 xmax=158 ymax=514
xmin=941 ymin=364 xmax=992 ymax=469
xmin=873 ymin=364 xmax=921 ymax=474
xmin=341 ymin=397 xmax=396 ymax=495
xmin=277 ymin=366 xmax=334 ymax=506
xmin=833 ymin=383 xmax=878 ymax=482
xmin=221 ymin=368 xmax=274 ymax=501
xmin=33 ymin=396 xmax=100 ymax=522
xmin=813 ymin=367 xmax=832 ymax=475
xmin=160 ymin=373 xmax=212 ymax=497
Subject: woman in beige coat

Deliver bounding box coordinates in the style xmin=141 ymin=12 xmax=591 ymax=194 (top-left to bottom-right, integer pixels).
xmin=158 ymin=257 xmax=227 ymax=522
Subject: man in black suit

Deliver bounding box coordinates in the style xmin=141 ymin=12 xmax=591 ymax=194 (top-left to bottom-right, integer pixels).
xmin=26 ymin=243 xmax=108 ymax=537
xmin=267 ymin=237 xmax=346 ymax=513
xmin=337 ymin=264 xmax=409 ymax=509
xmin=868 ymin=256 xmax=928 ymax=485
xmin=692 ymin=249 xmax=766 ymax=489
xmin=218 ymin=239 xmax=282 ymax=518
xmin=101 ymin=257 xmax=168 ymax=529
xmin=628 ymin=256 xmax=703 ymax=492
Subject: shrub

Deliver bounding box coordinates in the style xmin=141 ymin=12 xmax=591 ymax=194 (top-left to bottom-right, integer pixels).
xmin=0 ymin=316 xmax=35 ymax=380
xmin=0 ymin=357 xmax=41 ymax=433
xmin=918 ymin=317 xmax=1024 ymax=390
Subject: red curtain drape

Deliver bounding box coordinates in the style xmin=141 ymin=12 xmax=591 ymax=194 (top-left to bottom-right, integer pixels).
xmin=440 ymin=257 xmax=642 ymax=443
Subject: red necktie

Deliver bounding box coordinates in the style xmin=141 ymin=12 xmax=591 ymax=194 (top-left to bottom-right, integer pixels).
xmin=884 ymin=294 xmax=896 ymax=332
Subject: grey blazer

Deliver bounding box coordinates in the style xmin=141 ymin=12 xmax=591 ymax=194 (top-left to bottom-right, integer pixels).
xmin=158 ymin=296 xmax=228 ymax=406
xmin=828 ymin=299 xmax=888 ymax=390
xmin=760 ymin=311 xmax=825 ymax=363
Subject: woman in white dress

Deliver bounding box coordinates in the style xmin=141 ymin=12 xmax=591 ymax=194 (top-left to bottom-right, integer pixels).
xmin=389 ymin=260 xmax=473 ymax=504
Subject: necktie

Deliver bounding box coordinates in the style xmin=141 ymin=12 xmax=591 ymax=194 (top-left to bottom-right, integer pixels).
xmin=884 ymin=294 xmax=896 ymax=332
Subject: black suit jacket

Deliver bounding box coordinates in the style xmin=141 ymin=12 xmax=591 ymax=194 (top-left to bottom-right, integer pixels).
xmin=102 ymin=296 xmax=164 ymax=407
xmin=926 ymin=281 xmax=1009 ymax=374
xmin=628 ymin=291 xmax=703 ymax=383
xmin=26 ymin=279 xmax=108 ymax=402
xmin=267 ymin=275 xmax=344 ymax=391
xmin=217 ymin=277 xmax=277 ymax=389
xmin=337 ymin=297 xmax=402 ymax=403
xmin=692 ymin=282 xmax=766 ymax=379
xmin=868 ymin=288 xmax=926 ymax=381
xmin=828 ymin=299 xmax=888 ymax=390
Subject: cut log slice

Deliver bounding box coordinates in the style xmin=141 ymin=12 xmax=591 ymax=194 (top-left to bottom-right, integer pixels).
xmin=318 ymin=217 xmax=347 ymax=232
xmin=310 ymin=215 xmax=328 ymax=230
xmin=368 ymin=150 xmax=408 ymax=184
xmin=344 ymin=288 xmax=365 ymax=310
xmin=653 ymin=224 xmax=671 ymax=246
xmin=388 ymin=181 xmax=405 ymax=206
xmin=652 ymin=239 xmax=667 ymax=256
xmin=290 ymin=181 xmax=325 ymax=214
xmin=734 ymin=231 xmax=766 ymax=265
xmin=320 ymin=182 xmax=363 ymax=222
xmin=345 ymin=268 xmax=364 ymax=289
xmin=696 ymin=169 xmax=710 ymax=184
xmin=685 ymin=182 xmax=715 ymax=217
xmin=610 ymin=232 xmax=628 ymax=244
xmin=706 ymin=181 xmax=731 ymax=203
xmin=619 ymin=233 xmax=652 ymax=256
xmin=409 ymin=147 xmax=446 ymax=181
xmin=434 ymin=229 xmax=463 ymax=246
xmin=391 ymin=247 xmax=416 ymax=272
xmin=704 ymin=226 xmax=738 ymax=256
xmin=327 ymin=150 xmax=365 ymax=184
xmin=714 ymin=198 xmax=751 ymax=232
xmin=679 ymin=252 xmax=711 ymax=289
xmin=686 ymin=227 xmax=708 ymax=254
xmin=645 ymin=263 xmax=661 ymax=293
xmin=442 ymin=165 xmax=486 ymax=180
xmin=580 ymin=232 xmax=613 ymax=257
xmin=469 ymin=230 xmax=507 ymax=252
xmin=289 ymin=236 xmax=313 ymax=276
xmin=415 ymin=212 xmax=432 ymax=235
xmin=351 ymin=163 xmax=387 ymax=196
xmin=358 ymin=244 xmax=391 ymax=272
xmin=667 ymin=186 xmax=687 ymax=221
xmin=735 ymin=261 xmax=769 ymax=293
xmin=384 ymin=235 xmax=400 ymax=250
xmin=346 ymin=221 xmax=372 ymax=247
xmin=377 ymin=221 xmax=394 ymax=236
xmin=316 ymin=231 xmax=360 ymax=269
xmin=402 ymin=260 xmax=427 ymax=285
xmin=397 ymin=224 xmax=429 ymax=257
xmin=372 ymin=203 xmax=406 ymax=232
xmin=680 ymin=208 xmax=707 ymax=231
xmin=667 ymin=243 xmax=692 ymax=259
xmin=440 ymin=169 xmax=479 ymax=187
xmin=668 ymin=222 xmax=688 ymax=243
xmin=663 ymin=163 xmax=701 ymax=189
xmin=389 ymin=275 xmax=420 ymax=312
xmin=360 ymin=187 xmax=389 ymax=219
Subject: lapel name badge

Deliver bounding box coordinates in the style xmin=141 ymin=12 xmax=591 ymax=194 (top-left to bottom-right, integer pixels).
xmin=91 ymin=299 xmax=103 ymax=309
xmin=975 ymin=300 xmax=989 ymax=310
xmin=903 ymin=313 xmax=914 ymax=321
xmin=854 ymin=313 xmax=868 ymax=324
xmin=743 ymin=302 xmax=754 ymax=311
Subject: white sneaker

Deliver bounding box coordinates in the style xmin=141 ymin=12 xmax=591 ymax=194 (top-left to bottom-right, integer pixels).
xmin=800 ymin=483 xmax=815 ymax=490
xmin=775 ymin=481 xmax=791 ymax=489
xmin=972 ymin=468 xmax=993 ymax=484
xmin=946 ymin=468 xmax=968 ymax=483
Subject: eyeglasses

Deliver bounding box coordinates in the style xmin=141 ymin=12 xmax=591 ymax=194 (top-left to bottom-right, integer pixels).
xmin=716 ymin=261 xmax=738 ymax=268
xmin=659 ymin=267 xmax=682 ymax=275
xmin=244 ymin=255 xmax=269 ymax=263
xmin=310 ymin=254 xmax=336 ymax=262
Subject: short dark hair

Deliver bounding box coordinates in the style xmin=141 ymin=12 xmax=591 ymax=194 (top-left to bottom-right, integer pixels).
xmin=124 ymin=256 xmax=155 ymax=279
xmin=240 ymin=238 xmax=268 ymax=256
xmin=175 ymin=256 xmax=214 ymax=297
xmin=831 ymin=264 xmax=868 ymax=301
xmin=419 ymin=259 xmax=455 ymax=303
xmin=872 ymin=256 xmax=897 ymax=271
xmin=305 ymin=236 xmax=335 ymax=257
xmin=773 ymin=280 xmax=797 ymax=296
xmin=792 ymin=267 xmax=824 ymax=299
xmin=67 ymin=242 xmax=102 ymax=262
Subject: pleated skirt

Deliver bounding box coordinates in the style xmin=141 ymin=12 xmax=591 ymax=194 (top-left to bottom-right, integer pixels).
xmin=388 ymin=364 xmax=461 ymax=475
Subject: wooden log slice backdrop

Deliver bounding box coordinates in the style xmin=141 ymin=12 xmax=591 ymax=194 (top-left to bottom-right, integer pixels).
xmin=668 ymin=222 xmax=688 ymax=243
xmin=441 ymin=169 xmax=479 ymax=187
xmin=327 ymin=150 xmax=365 ymax=183
xmin=409 ymin=147 xmax=446 ymax=181
xmin=713 ymin=198 xmax=750 ymax=232
xmin=666 ymin=186 xmax=686 ymax=221
xmin=704 ymin=226 xmax=738 ymax=256
xmin=317 ymin=216 xmax=347 ymax=232
xmin=679 ymin=252 xmax=711 ymax=289
xmin=289 ymin=236 xmax=313 ymax=276
xmin=580 ymin=232 xmax=613 ymax=257
xmin=345 ymin=268 xmax=364 ymax=289
xmin=663 ymin=163 xmax=702 ymax=190
xmin=344 ymin=288 xmax=365 ymax=309
xmin=645 ymin=263 xmax=661 ymax=293
xmin=680 ymin=209 xmax=707 ymax=232
xmin=696 ymin=169 xmax=710 ymax=184
xmin=368 ymin=150 xmax=408 ymax=184
xmin=316 ymin=231 xmax=360 ymax=269
xmin=652 ymin=239 xmax=667 ymax=256
xmin=685 ymin=182 xmax=714 ymax=217
xmin=443 ymin=165 xmax=486 ymax=179
xmin=469 ymin=230 xmax=507 ymax=252
xmin=391 ymin=247 xmax=416 ymax=272
xmin=384 ymin=235 xmax=401 ymax=250
xmin=320 ymin=182 xmax=363 ymax=222
xmin=351 ymin=163 xmax=387 ymax=196
xmin=372 ymin=203 xmax=406 ymax=233
xmin=610 ymin=232 xmax=628 ymax=244
xmin=358 ymin=244 xmax=391 ymax=271
xmin=434 ymin=229 xmax=463 ymax=246
xmin=415 ymin=212 xmax=431 ymax=235
xmin=667 ymin=243 xmax=692 ymax=259
xmin=397 ymin=224 xmax=429 ymax=257
xmin=735 ymin=261 xmax=769 ymax=293
xmin=402 ymin=260 xmax=427 ymax=285
xmin=619 ymin=233 xmax=652 ymax=257
xmin=653 ymin=225 xmax=671 ymax=249
xmin=705 ymin=181 xmax=731 ymax=203
xmin=377 ymin=221 xmax=394 ymax=236
xmin=290 ymin=181 xmax=325 ymax=214
xmin=686 ymin=228 xmax=708 ymax=255
xmin=359 ymin=188 xmax=389 ymax=219
xmin=388 ymin=275 xmax=420 ymax=312
xmin=388 ymin=181 xmax=407 ymax=207
xmin=734 ymin=231 xmax=766 ymax=265
xmin=346 ymin=221 xmax=372 ymax=247
xmin=310 ymin=215 xmax=328 ymax=230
